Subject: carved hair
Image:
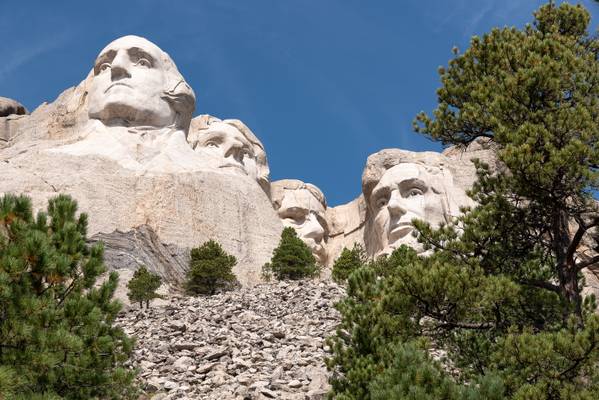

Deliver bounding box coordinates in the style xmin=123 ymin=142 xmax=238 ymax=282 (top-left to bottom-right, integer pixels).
xmin=270 ymin=179 xmax=327 ymax=211
xmin=159 ymin=50 xmax=195 ymax=132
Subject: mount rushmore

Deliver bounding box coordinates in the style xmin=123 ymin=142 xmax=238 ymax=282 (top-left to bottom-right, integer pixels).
xmin=0 ymin=35 xmax=502 ymax=290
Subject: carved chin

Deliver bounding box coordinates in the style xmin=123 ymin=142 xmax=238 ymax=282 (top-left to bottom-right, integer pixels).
xmin=310 ymin=242 xmax=327 ymax=264
xmin=383 ymin=235 xmax=422 ymax=255
xmin=89 ymin=99 xmax=173 ymax=127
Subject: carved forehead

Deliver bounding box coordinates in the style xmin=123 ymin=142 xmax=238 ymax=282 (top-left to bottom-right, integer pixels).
xmin=376 ymin=163 xmax=428 ymax=186
xmin=198 ymin=123 xmax=253 ymax=148
xmin=278 ymin=188 xmax=326 ymax=214
xmin=362 ymin=149 xmax=449 ymax=201
xmin=96 ymin=35 xmax=165 ymax=65
xmin=271 ymin=179 xmax=327 ymax=210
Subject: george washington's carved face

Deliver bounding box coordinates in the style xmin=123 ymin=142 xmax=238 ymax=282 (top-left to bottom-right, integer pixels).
xmin=88 ymin=36 xmax=175 ymax=127
xmin=368 ymin=163 xmax=448 ymax=256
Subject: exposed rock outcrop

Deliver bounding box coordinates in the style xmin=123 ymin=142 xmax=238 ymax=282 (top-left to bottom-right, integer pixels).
xmin=0 ymin=36 xmax=283 ymax=291
xmin=0 ymin=96 xmax=27 ymax=117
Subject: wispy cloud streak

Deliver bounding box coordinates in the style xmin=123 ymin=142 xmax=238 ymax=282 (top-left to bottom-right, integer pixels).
xmin=0 ymin=31 xmax=71 ymax=83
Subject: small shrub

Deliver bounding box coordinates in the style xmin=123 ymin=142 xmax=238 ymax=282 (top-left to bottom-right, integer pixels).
xmin=127 ymin=265 xmax=162 ymax=308
xmin=185 ymin=240 xmax=237 ymax=295
xmin=331 ymin=243 xmax=367 ymax=284
xmin=262 ymin=227 xmax=319 ymax=280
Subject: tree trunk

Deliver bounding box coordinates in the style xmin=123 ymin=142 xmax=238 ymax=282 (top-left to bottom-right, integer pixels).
xmin=553 ymin=209 xmax=582 ymax=324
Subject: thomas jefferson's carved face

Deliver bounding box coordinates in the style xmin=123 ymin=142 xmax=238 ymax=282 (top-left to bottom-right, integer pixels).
xmin=277 ymin=188 xmax=328 ymax=265
xmin=88 ymin=36 xmax=174 ymax=127
xmin=193 ymin=122 xmax=258 ymax=180
xmin=369 ymin=163 xmax=447 ymax=255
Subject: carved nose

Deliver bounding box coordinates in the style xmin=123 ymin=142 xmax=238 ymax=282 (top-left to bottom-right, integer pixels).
xmin=303 ymin=214 xmax=324 ymax=242
xmin=387 ymin=190 xmax=406 ymax=217
xmin=223 ymin=141 xmax=244 ymax=162
xmin=110 ymin=51 xmax=132 ymax=81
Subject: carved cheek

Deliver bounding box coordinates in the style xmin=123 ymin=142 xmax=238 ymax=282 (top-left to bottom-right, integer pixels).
xmin=407 ymin=195 xmax=426 ymax=218
xmin=423 ymin=195 xmax=445 ymax=224
xmin=373 ymin=209 xmax=390 ymax=236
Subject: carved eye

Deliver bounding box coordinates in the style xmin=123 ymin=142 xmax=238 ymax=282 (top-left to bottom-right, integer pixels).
xmin=407 ymin=188 xmax=424 ymax=197
xmin=136 ymin=58 xmax=152 ymax=68
xmin=240 ymin=149 xmax=254 ymax=160
xmin=376 ymin=196 xmax=388 ymax=208
xmin=287 ymin=216 xmax=306 ymax=226
xmin=99 ymin=63 xmax=111 ymax=72
xmin=206 ymin=142 xmax=219 ymax=148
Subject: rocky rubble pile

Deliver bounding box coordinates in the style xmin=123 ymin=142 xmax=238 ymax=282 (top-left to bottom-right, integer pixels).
xmin=116 ymin=280 xmax=344 ymax=400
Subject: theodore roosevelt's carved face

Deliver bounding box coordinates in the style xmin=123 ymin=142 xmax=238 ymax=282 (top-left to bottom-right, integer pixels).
xmin=273 ymin=182 xmax=328 ymax=265
xmin=88 ymin=35 xmax=174 ymax=127
xmin=368 ymin=163 xmax=448 ymax=256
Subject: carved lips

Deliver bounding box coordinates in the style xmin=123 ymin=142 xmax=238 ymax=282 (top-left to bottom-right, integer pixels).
xmin=104 ymin=82 xmax=133 ymax=94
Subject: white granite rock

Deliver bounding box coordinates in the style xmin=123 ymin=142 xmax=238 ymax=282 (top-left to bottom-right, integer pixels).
xmin=0 ymin=35 xmax=282 ymax=293
xmin=0 ymin=96 xmax=27 ymax=117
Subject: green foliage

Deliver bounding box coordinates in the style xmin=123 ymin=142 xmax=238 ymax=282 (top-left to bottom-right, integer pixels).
xmin=0 ymin=193 xmax=136 ymax=399
xmin=413 ymin=0 xmax=599 ymax=317
xmin=262 ymin=227 xmax=319 ymax=280
xmin=331 ymin=243 xmax=367 ymax=284
xmin=370 ymin=341 xmax=505 ymax=400
xmin=126 ymin=266 xmax=162 ymax=309
xmin=185 ymin=239 xmax=237 ymax=295
xmin=328 ymin=3 xmax=599 ymax=399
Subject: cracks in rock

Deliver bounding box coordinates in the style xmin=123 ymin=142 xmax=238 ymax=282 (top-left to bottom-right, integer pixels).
xmin=2 ymin=158 xmax=59 ymax=193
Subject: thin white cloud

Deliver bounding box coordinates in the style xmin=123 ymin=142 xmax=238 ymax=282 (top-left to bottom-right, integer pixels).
xmin=464 ymin=1 xmax=494 ymax=36
xmin=0 ymin=31 xmax=71 ymax=83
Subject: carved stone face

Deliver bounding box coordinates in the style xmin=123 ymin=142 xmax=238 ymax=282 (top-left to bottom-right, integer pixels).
xmin=277 ymin=188 xmax=328 ymax=265
xmin=193 ymin=121 xmax=259 ymax=180
xmin=368 ymin=163 xmax=447 ymax=256
xmin=88 ymin=35 xmax=174 ymax=127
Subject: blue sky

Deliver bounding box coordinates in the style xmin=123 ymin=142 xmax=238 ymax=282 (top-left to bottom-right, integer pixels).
xmin=1 ymin=0 xmax=598 ymax=205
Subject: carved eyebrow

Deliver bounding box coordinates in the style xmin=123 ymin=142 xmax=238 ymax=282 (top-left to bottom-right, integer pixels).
xmin=371 ymin=185 xmax=390 ymax=202
xmin=399 ymin=178 xmax=428 ymax=193
xmin=128 ymin=47 xmax=155 ymax=65
xmin=198 ymin=131 xmax=226 ymax=143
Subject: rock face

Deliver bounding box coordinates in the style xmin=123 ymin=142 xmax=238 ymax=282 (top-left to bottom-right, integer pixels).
xmin=0 ymin=96 xmax=27 ymax=117
xmin=0 ymin=35 xmax=283 ymax=289
xmin=117 ymin=280 xmax=343 ymax=399
xmin=0 ymin=34 xmax=498 ymax=289
xmin=326 ymin=143 xmax=492 ymax=260
xmin=188 ymin=115 xmax=271 ymax=197
xmin=271 ymin=180 xmax=330 ymax=267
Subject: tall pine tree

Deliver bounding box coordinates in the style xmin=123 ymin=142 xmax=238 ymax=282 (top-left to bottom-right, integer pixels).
xmin=0 ymin=194 xmax=136 ymax=399
xmin=328 ymin=3 xmax=599 ymax=399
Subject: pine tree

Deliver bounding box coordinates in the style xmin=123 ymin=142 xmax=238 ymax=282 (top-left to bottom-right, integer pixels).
xmin=127 ymin=266 xmax=162 ymax=309
xmin=262 ymin=227 xmax=319 ymax=280
xmin=185 ymin=240 xmax=237 ymax=295
xmin=331 ymin=243 xmax=367 ymax=284
xmin=0 ymin=193 xmax=136 ymax=399
xmin=328 ymin=3 xmax=599 ymax=399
